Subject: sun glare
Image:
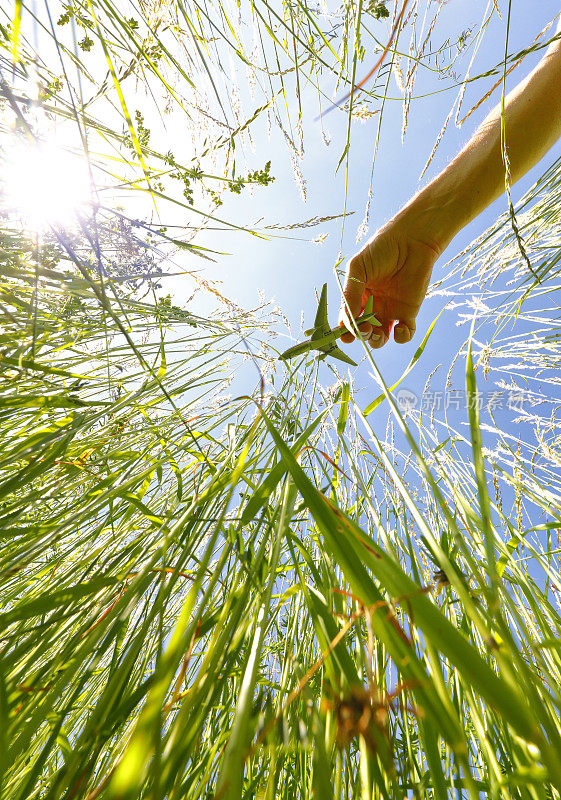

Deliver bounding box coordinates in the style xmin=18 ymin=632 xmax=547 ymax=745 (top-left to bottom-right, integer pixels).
xmin=2 ymin=139 xmax=92 ymax=231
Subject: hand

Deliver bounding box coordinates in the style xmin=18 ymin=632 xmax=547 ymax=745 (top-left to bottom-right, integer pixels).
xmin=339 ymin=211 xmax=442 ymax=349
xmin=337 ymin=14 xmax=561 ymax=351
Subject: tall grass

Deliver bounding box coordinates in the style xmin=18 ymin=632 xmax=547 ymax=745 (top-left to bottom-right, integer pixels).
xmin=2 ymin=1 xmax=561 ymax=798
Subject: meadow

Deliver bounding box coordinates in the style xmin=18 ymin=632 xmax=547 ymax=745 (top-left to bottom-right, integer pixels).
xmin=1 ymin=1 xmax=561 ymax=798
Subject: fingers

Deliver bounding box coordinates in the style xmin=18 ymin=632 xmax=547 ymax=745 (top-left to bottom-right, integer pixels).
xmin=367 ymin=318 xmax=393 ymax=349
xmin=363 ymin=304 xmax=417 ymax=349
xmin=339 ymin=255 xmax=366 ymax=344
xmin=338 ymin=248 xmax=418 ymax=349
xmin=357 ymin=321 xmax=373 ymax=340
xmin=393 ymin=317 xmax=416 ymax=344
xmin=368 ymin=318 xmax=416 ymax=349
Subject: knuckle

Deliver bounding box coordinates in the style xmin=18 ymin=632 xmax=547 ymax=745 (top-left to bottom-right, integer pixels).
xmin=345 ymin=253 xmax=365 ymax=284
xmin=348 ymin=253 xmax=364 ymax=277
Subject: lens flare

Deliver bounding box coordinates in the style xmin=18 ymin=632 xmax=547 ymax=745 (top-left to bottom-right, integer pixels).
xmin=2 ymin=139 xmax=92 ymax=230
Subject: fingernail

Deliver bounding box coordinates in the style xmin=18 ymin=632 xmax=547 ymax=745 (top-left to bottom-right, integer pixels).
xmin=369 ymin=334 xmax=381 ymax=342
xmin=395 ymin=326 xmax=405 ymax=337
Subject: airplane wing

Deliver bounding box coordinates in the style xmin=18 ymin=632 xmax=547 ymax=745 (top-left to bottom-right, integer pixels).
xmin=320 ymin=344 xmax=358 ymax=367
xmin=311 ymin=284 xmax=329 ymax=340
xmin=280 ymin=283 xmax=378 ymax=364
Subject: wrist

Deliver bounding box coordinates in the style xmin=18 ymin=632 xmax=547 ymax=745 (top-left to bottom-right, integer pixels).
xmin=395 ymin=181 xmax=469 ymax=255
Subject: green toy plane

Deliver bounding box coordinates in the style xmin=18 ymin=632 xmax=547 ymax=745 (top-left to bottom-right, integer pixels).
xmin=279 ymin=283 xmax=379 ymax=367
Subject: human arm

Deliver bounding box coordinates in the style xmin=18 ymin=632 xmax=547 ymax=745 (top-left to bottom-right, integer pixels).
xmin=340 ymin=18 xmax=561 ymax=348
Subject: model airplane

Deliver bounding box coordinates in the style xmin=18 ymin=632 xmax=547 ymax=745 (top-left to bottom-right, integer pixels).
xmin=279 ymin=283 xmax=379 ymax=367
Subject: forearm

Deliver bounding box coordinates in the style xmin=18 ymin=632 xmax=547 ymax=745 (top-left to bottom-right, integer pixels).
xmin=401 ymin=24 xmax=561 ymax=251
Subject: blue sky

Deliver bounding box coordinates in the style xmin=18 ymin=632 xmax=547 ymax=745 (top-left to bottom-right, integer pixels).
xmin=163 ymin=0 xmax=561 ymax=426
xmin=12 ymin=0 xmax=558 ymax=441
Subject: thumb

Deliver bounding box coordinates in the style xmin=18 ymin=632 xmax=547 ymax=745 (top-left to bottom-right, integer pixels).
xmin=339 ymin=255 xmax=366 ymax=344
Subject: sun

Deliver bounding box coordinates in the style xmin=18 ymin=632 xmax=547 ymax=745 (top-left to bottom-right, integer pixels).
xmin=1 ymin=138 xmax=92 ymax=231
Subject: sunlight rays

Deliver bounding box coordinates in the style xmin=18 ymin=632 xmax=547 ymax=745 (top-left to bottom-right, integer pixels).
xmin=1 ymin=137 xmax=92 ymax=230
